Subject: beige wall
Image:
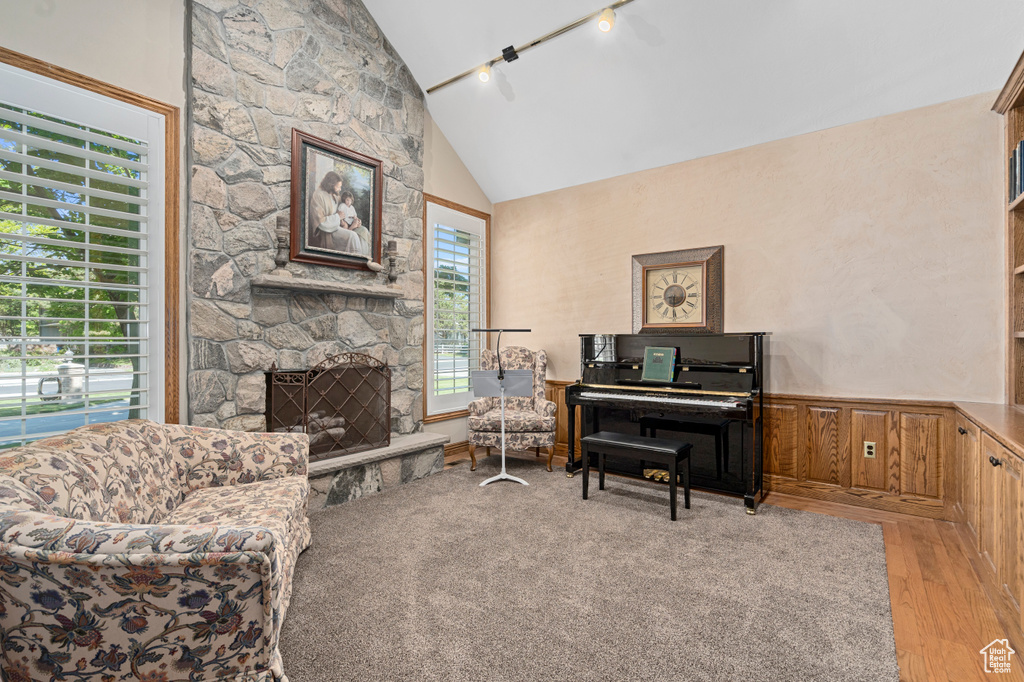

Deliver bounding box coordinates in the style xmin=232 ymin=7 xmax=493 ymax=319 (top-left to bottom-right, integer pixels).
xmin=0 ymin=0 xmax=186 ymax=110
xmin=423 ymin=111 xmax=492 ymax=214
xmin=422 ymin=111 xmax=492 ymax=443
xmin=491 ymin=92 xmax=1005 ymax=402
xmin=0 ymin=0 xmax=189 ymax=419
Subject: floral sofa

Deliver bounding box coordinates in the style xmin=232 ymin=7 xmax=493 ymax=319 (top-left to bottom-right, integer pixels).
xmin=467 ymin=346 xmax=557 ymax=471
xmin=0 ymin=419 xmax=310 ymax=682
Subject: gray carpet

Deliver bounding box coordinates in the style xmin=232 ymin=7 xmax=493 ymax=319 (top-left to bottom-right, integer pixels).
xmin=280 ymin=457 xmax=899 ymax=681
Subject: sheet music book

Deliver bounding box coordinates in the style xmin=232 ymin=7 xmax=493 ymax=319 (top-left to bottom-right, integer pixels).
xmin=640 ymin=346 xmax=677 ymax=383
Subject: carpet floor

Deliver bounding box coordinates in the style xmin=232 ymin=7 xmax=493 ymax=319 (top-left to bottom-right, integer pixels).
xmin=280 ymin=457 xmax=899 ymax=681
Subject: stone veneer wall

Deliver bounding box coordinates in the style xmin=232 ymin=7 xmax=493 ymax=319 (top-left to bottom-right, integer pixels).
xmin=187 ymin=0 xmax=426 ymax=434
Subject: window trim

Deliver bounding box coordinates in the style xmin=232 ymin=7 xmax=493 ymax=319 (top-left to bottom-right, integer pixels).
xmin=0 ymin=47 xmax=181 ymax=424
xmin=422 ymin=193 xmax=490 ymax=424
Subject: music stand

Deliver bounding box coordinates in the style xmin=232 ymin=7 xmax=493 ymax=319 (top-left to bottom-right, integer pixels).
xmin=471 ymin=368 xmax=534 ymax=486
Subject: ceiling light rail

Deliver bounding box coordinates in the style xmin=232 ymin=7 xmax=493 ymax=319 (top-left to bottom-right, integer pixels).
xmin=425 ymin=0 xmax=637 ymax=95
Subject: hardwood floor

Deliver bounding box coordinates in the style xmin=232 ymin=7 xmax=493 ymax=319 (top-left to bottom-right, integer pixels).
xmin=445 ymin=450 xmax=1024 ymax=681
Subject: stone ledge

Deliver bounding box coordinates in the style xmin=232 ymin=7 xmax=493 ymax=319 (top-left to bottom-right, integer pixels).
xmin=252 ymin=274 xmax=402 ymax=299
xmin=307 ymin=432 xmax=449 ymax=477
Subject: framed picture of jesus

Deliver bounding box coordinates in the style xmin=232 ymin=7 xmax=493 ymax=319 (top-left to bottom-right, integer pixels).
xmin=290 ymin=129 xmax=383 ymax=270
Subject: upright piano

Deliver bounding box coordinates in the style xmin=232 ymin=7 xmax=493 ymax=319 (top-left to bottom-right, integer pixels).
xmin=565 ymin=333 xmax=768 ymax=513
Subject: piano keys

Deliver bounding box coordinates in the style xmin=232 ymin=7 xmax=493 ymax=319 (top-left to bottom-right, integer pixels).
xmin=565 ymin=332 xmax=768 ymax=513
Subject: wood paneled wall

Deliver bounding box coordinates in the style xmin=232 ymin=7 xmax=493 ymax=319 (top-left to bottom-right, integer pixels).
xmin=545 ymin=381 xmax=580 ymax=461
xmin=765 ymin=396 xmax=953 ymax=518
xmin=546 ymin=381 xmax=954 ymax=518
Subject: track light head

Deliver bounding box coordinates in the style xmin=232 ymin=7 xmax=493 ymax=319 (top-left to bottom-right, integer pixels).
xmin=478 ymin=64 xmax=491 ymax=82
xmin=597 ymin=8 xmax=616 ymax=32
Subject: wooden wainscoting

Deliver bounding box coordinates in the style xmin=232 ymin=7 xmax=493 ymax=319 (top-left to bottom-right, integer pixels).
xmin=444 ymin=440 xmax=469 ymax=459
xmin=545 ymin=381 xmax=954 ymax=518
xmin=764 ymin=395 xmax=954 ymax=519
xmin=545 ymin=381 xmax=580 ymax=462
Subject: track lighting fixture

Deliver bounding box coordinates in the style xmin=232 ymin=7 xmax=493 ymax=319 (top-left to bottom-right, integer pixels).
xmin=426 ymin=0 xmax=637 ymax=95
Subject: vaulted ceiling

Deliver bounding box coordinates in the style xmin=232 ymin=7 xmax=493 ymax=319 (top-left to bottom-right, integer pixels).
xmin=362 ymin=0 xmax=1024 ymax=203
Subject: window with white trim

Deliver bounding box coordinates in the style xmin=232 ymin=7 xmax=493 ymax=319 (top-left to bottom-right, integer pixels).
xmin=425 ymin=200 xmax=487 ymax=417
xmin=0 ymin=64 xmax=165 ymax=448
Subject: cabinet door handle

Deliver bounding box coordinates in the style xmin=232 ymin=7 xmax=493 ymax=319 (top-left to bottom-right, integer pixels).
xmin=958 ymin=427 xmax=967 ymax=435
xmin=990 ymin=455 xmax=1003 ymax=467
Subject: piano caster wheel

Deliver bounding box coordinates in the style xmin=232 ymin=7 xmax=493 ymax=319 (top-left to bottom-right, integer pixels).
xmin=746 ymin=507 xmax=757 ymax=515
xmin=567 ymin=472 xmax=574 ymax=478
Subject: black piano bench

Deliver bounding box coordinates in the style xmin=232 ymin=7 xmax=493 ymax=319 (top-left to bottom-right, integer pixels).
xmin=581 ymin=431 xmax=692 ymax=520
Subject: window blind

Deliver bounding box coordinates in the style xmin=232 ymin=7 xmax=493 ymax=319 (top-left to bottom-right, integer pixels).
xmin=0 ymin=101 xmax=153 ymax=448
xmin=431 ymin=224 xmax=484 ymax=398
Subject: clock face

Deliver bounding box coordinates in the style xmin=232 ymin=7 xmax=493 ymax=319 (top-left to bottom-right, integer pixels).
xmin=645 ymin=263 xmax=704 ymax=326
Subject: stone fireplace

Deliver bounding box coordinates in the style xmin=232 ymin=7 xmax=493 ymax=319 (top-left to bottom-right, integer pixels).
xmin=187 ymin=0 xmax=447 ymax=508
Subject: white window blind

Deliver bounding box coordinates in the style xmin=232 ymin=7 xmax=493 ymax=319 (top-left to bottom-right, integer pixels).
xmin=0 ymin=65 xmax=164 ymax=448
xmin=425 ymin=201 xmax=487 ymax=416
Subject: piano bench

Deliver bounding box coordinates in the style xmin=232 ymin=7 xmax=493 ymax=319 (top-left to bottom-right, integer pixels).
xmin=581 ymin=431 xmax=692 ymax=520
xmin=640 ymin=415 xmax=731 ymax=479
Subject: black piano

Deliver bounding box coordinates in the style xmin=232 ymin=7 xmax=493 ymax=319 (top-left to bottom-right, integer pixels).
xmin=565 ymin=332 xmax=768 ymax=513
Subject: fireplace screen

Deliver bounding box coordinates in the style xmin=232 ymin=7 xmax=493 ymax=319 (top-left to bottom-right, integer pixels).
xmin=267 ymin=352 xmax=391 ymax=462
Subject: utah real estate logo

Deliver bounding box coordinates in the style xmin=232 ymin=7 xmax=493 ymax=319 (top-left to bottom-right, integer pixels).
xmin=980 ymin=639 xmax=1015 ymax=674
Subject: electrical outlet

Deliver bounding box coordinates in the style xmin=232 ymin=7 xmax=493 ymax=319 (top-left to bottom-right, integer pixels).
xmin=863 ymin=441 xmax=876 ymax=459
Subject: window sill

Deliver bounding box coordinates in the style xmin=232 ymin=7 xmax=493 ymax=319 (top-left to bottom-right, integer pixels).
xmin=423 ymin=409 xmax=469 ymax=424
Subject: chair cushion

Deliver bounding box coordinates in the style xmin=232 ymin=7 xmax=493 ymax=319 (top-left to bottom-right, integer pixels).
xmin=468 ymin=409 xmax=556 ymax=433
xmin=36 ymin=420 xmax=179 ymax=525
xmin=163 ymin=476 xmax=312 ymax=623
xmin=469 ymin=430 xmax=555 ymax=450
xmin=0 ymin=446 xmax=112 ymax=520
xmin=164 ymin=477 xmax=307 ymax=545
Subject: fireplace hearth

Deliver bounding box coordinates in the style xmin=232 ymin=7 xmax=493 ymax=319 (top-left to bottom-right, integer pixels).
xmin=267 ymin=352 xmax=391 ymax=462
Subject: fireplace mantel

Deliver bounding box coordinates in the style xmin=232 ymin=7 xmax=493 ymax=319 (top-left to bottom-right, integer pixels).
xmin=251 ymin=274 xmax=402 ymax=299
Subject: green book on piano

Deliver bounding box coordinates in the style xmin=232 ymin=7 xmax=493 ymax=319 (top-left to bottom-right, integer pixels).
xmin=641 ymin=346 xmax=677 ymax=383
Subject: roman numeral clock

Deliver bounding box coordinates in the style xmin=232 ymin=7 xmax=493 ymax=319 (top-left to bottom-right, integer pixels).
xmin=631 ymin=246 xmax=724 ymax=334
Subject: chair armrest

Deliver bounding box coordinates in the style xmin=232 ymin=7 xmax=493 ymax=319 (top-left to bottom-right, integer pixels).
xmin=164 ymin=424 xmax=308 ymax=492
xmin=0 ymin=510 xmax=280 ymax=556
xmin=468 ymin=397 xmax=493 ymax=416
xmin=0 ymin=538 xmax=278 ymax=680
xmin=0 ymin=510 xmax=291 ymax=669
xmin=538 ymin=399 xmax=557 ymax=419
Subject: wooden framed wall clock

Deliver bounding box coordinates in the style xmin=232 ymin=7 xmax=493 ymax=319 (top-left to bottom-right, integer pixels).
xmin=631 ymin=246 xmax=724 ymax=334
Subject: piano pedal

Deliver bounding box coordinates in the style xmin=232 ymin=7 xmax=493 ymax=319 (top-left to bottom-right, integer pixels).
xmin=644 ymin=468 xmax=670 ymax=482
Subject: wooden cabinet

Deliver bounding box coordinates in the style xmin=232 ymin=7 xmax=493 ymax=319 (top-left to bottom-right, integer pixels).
xmin=1000 ymin=450 xmax=1023 ymax=612
xmin=976 ymin=430 xmax=1024 ymax=621
xmin=980 ymin=433 xmax=1003 ymax=574
xmin=955 ymin=414 xmax=980 ymax=543
xmin=955 ymin=403 xmax=1024 ymax=646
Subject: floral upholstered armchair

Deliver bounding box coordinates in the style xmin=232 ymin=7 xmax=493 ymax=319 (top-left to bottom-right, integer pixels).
xmin=467 ymin=346 xmax=557 ymax=472
xmin=0 ymin=419 xmax=310 ymax=682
